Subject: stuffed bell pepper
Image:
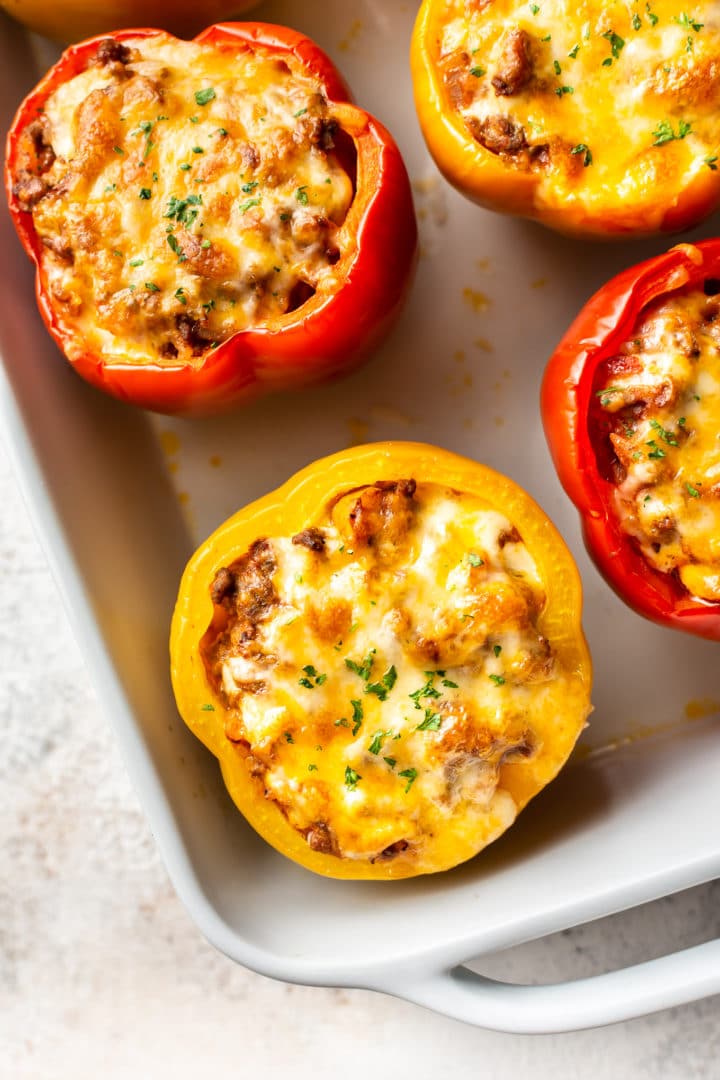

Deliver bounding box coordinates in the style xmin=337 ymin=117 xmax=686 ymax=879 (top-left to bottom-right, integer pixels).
xmin=411 ymin=0 xmax=720 ymax=237
xmin=543 ymin=240 xmax=720 ymax=639
xmin=170 ymin=442 xmax=592 ymax=880
xmin=5 ymin=23 xmax=417 ymax=415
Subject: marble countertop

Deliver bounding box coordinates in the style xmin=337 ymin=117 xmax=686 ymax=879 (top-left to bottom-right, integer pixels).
xmin=2 ymin=436 xmax=719 ymax=1078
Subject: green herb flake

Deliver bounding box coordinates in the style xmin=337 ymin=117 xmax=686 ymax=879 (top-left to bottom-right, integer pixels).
xmin=647 ymin=4 xmax=659 ymax=25
xmin=383 ymin=756 xmax=397 ymax=769
xmin=365 ymin=665 xmax=398 ymax=702
xmin=399 ymin=768 xmax=418 ymax=793
xmin=489 ymin=674 xmax=506 ymax=686
xmin=571 ymin=143 xmax=593 ymax=166
xmin=542 ymin=34 xmax=552 ymax=42
xmin=344 ymin=766 xmax=362 ymax=790
xmin=494 ymin=644 xmax=503 ymax=657
xmin=686 ymin=482 xmax=701 ymax=498
xmin=335 ymin=718 xmax=350 ymax=728
xmin=144 ymin=281 xmax=160 ymax=292
xmin=174 ymin=287 xmax=187 ymax=305
xmin=192 ymin=146 xmax=204 ymax=154
xmin=653 ymin=119 xmax=692 ymax=146
xmin=298 ymin=676 xmax=314 ymax=689
xmin=603 ymin=30 xmax=625 ymax=58
xmin=470 ymin=66 xmax=486 ymax=77
xmin=442 ymin=678 xmax=459 ymax=688
xmin=529 ymin=3 xmax=539 ymax=12
xmin=568 ymin=43 xmax=580 ymax=57
xmin=675 ymin=12 xmax=703 ymax=32
xmin=632 ymin=13 xmax=642 ymax=30
xmin=553 ymin=59 xmax=562 ymax=75
xmin=307 ymin=763 xmax=318 ymax=772
xmin=705 ymin=155 xmax=719 ymax=171
xmin=201 ymin=239 xmax=212 ymax=250
xmin=201 ymin=703 xmax=215 ymax=711
xmin=129 ymin=258 xmax=144 ymax=268
xmin=416 ymin=710 xmax=442 ymax=732
xmin=368 ymin=730 xmax=393 ymax=755
xmin=104 ymin=183 xmax=117 ymax=193
xmin=649 ymin=418 xmax=678 ymax=446
xmin=242 ymin=180 xmax=259 ymax=194
xmin=295 ymin=185 xmax=309 ymax=206
xmin=239 ymin=198 xmax=261 ymax=213
xmin=137 ymin=187 xmax=152 ymax=201
xmin=294 ymin=107 xmax=308 ymax=117
xmin=345 ymin=649 xmax=376 ymax=682
xmin=646 ymin=439 xmax=666 ymax=460
xmin=555 ymin=85 xmax=574 ymax=96
xmin=409 ymin=674 xmax=442 ymax=709
xmin=351 ymin=699 xmax=364 ymax=736
xmin=179 ymin=163 xmax=192 ymax=171
xmin=467 ymin=552 xmax=484 ymax=567
xmin=165 ymin=194 xmax=203 ymax=228
xmin=284 ymin=732 xmax=294 ymax=743
xmin=194 ymin=87 xmax=216 ymax=106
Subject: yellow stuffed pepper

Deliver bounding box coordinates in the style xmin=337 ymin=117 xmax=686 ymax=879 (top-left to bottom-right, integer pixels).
xmin=170 ymin=442 xmax=592 ymax=879
xmin=411 ymin=0 xmax=720 ymax=238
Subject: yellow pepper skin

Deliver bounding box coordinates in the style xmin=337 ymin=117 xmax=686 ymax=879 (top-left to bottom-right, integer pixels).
xmin=170 ymin=442 xmax=592 ymax=880
xmin=410 ymin=0 xmax=720 ymax=239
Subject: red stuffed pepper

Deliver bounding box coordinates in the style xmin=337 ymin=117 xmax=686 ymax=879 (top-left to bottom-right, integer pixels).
xmin=542 ymin=240 xmax=720 ymax=640
xmin=5 ymin=23 xmax=417 ymax=415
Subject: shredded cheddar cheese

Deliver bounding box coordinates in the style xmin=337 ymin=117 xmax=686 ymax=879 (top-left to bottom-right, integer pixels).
xmin=15 ymin=34 xmax=354 ymax=366
xmin=202 ymin=480 xmax=587 ymax=866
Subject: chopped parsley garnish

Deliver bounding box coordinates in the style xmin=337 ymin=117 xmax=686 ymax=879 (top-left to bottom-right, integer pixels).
xmin=345 ymin=649 xmax=376 ymax=681
xmin=409 ymin=673 xmax=442 ymax=709
xmin=113 ymin=145 xmax=124 ymax=155
xmin=335 ymin=718 xmax=350 ymax=728
xmin=649 ymin=418 xmax=678 ymax=446
xmin=180 ymin=163 xmax=191 ymax=171
xmin=686 ymin=482 xmax=700 ymax=498
xmin=646 ymin=440 xmax=666 ymax=460
xmin=194 ymin=87 xmax=216 ymax=106
xmin=192 ymin=146 xmax=204 ymax=154
xmin=129 ymin=258 xmax=144 ymax=267
xmin=189 ymin=115 xmax=199 ymax=124
xmin=201 ymin=239 xmax=211 ymax=250
xmin=365 ymin=665 xmax=398 ymax=702
xmin=399 ymin=768 xmax=418 ymax=793
xmin=571 ymin=143 xmax=593 ymax=167
xmin=368 ymin=730 xmax=393 ymax=754
xmin=307 ymin=763 xmax=318 ymax=772
xmin=470 ymin=66 xmax=486 ymax=77
xmin=174 ymin=288 xmax=187 ymax=305
xmin=652 ymin=119 xmax=691 ymax=146
xmin=294 ymin=107 xmax=308 ymax=117
xmin=144 ymin=281 xmax=160 ymax=292
xmin=646 ymin=2 xmax=659 ymax=25
xmin=553 ymin=60 xmax=562 ymax=75
xmin=489 ymin=674 xmax=506 ymax=686
xmin=555 ymin=85 xmax=574 ymax=96
xmin=239 ymin=198 xmax=261 ymax=213
xmin=295 ymin=186 xmax=309 ymax=206
xmin=467 ymin=552 xmax=484 ymax=567
xmin=344 ymin=766 xmax=362 ymax=790
xmin=215 ymin=127 xmax=228 ymax=137
xmin=529 ymin=3 xmax=539 ymax=12
xmin=165 ymin=193 xmax=203 ymax=228
xmin=416 ymin=710 xmax=442 ymax=732
xmin=167 ymin=234 xmax=181 ymax=256
xmin=596 ymin=385 xmax=622 ymax=406
xmin=241 ymin=180 xmax=259 ymax=193
xmin=675 ymin=12 xmax=703 ymax=32
xmin=279 ymin=211 xmax=291 ymax=222
xmin=442 ymin=678 xmax=459 ymax=688
xmin=202 ymin=299 xmax=215 ymax=312
xmin=200 ymin=703 xmax=215 ymax=711
xmin=632 ymin=12 xmax=642 ymax=29
xmin=299 ymin=664 xmax=327 ymax=689
xmin=602 ymin=30 xmax=625 ymax=60
xmin=705 ymin=156 xmax=719 ymax=171
xmin=284 ymin=732 xmax=294 ymax=743
xmin=104 ymin=183 xmax=117 ymax=193
xmin=494 ymin=644 xmax=503 ymax=657
xmin=351 ymin=699 xmax=363 ymax=736
xmin=383 ymin=756 xmax=397 ymax=769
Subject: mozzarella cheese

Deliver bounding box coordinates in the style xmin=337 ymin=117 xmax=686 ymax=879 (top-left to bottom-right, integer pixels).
xmin=203 ymin=480 xmax=586 ymax=868
xmin=437 ymin=0 xmax=720 ymax=216
xmin=16 ymin=34 xmax=354 ymax=366
xmin=597 ymin=281 xmax=720 ymax=601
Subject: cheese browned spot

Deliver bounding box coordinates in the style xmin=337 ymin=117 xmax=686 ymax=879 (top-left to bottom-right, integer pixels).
xmin=596 ymin=281 xmax=720 ymax=602
xmin=12 ymin=35 xmax=354 ymax=367
xmin=200 ymin=480 xmax=583 ymax=867
xmin=436 ymin=1 xmax=720 ymax=214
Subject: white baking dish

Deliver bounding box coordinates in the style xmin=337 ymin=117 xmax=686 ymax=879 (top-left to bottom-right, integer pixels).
xmin=3 ymin=2 xmax=720 ymax=1034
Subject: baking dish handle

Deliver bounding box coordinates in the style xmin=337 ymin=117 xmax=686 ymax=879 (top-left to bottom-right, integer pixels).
xmin=394 ymin=937 xmax=720 ymax=1033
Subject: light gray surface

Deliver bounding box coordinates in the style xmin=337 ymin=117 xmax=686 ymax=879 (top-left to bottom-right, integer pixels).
xmin=2 ymin=436 xmax=719 ymax=1077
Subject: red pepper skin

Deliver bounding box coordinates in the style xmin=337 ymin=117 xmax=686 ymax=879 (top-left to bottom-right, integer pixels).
xmin=542 ymin=240 xmax=720 ymax=641
xmin=5 ymin=22 xmax=417 ymax=416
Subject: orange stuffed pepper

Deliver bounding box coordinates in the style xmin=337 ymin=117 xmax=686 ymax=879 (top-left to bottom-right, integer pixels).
xmin=170 ymin=442 xmax=592 ymax=880
xmin=6 ymin=23 xmax=417 ymax=415
xmin=411 ymin=0 xmax=720 ymax=238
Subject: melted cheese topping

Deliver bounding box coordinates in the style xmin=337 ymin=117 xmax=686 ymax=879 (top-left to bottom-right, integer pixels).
xmin=437 ymin=0 xmax=720 ymax=217
xmin=18 ymin=35 xmax=353 ymax=366
xmin=597 ymin=283 xmax=720 ymax=601
xmin=202 ymin=481 xmax=585 ymax=868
